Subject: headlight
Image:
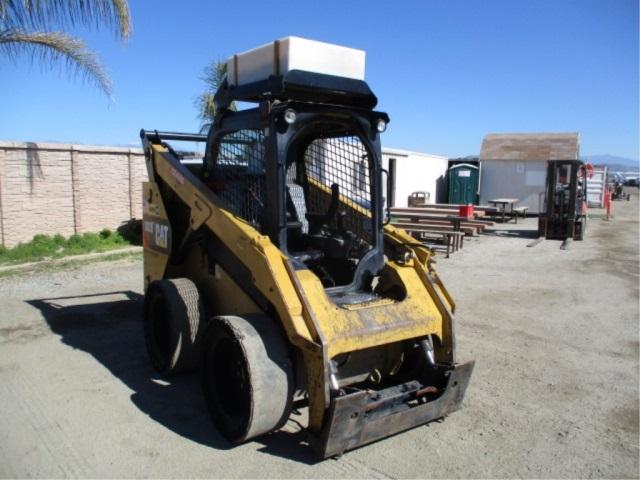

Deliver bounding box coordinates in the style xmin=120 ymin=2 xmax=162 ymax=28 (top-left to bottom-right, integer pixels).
xmin=284 ymin=109 xmax=297 ymax=124
xmin=376 ymin=119 xmax=387 ymax=133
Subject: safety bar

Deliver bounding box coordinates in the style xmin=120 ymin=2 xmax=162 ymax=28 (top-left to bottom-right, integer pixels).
xmin=140 ymin=129 xmax=208 ymax=143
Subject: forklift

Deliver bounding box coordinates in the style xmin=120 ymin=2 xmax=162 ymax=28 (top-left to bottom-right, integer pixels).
xmin=537 ymin=160 xmax=588 ymax=248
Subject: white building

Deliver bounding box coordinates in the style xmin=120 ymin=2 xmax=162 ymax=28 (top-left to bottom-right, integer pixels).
xmin=381 ymin=147 xmax=448 ymax=208
xmin=479 ymin=133 xmax=580 ymax=214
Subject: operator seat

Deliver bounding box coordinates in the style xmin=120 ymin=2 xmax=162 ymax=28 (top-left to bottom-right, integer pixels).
xmin=286 ymin=183 xmax=309 ymax=233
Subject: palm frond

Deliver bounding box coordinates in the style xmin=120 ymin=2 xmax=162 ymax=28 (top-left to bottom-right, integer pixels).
xmin=202 ymin=59 xmax=227 ymax=92
xmin=0 ymin=0 xmax=132 ymax=39
xmin=0 ymin=28 xmax=112 ymax=97
xmin=195 ymin=92 xmax=215 ymax=121
xmin=195 ymin=59 xmax=236 ymax=131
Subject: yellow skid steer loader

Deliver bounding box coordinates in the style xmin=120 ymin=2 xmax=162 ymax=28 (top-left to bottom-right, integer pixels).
xmin=140 ymin=54 xmax=473 ymax=458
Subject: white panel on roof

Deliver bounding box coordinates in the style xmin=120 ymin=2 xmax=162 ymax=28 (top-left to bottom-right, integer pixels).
xmin=227 ymin=37 xmax=366 ymax=87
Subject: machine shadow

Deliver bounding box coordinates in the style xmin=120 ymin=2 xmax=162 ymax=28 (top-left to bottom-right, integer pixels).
xmin=26 ymin=291 xmax=322 ymax=463
xmin=253 ymin=428 xmax=320 ymax=465
xmin=484 ymin=227 xmax=539 ymax=239
xmin=26 ymin=291 xmax=229 ymax=450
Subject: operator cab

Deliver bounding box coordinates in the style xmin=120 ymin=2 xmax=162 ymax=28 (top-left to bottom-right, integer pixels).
xmin=203 ymin=70 xmax=390 ymax=301
xmin=282 ymin=110 xmax=379 ymax=291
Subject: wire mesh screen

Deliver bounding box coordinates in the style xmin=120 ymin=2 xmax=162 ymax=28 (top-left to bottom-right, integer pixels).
xmin=212 ymin=129 xmax=266 ymax=229
xmin=303 ymin=136 xmax=373 ymax=244
xmin=285 ymin=163 xmax=310 ymax=233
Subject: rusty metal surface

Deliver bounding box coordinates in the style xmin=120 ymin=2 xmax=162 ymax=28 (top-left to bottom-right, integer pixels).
xmin=311 ymin=360 xmax=475 ymax=458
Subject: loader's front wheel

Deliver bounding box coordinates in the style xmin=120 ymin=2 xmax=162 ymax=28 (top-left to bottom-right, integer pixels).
xmin=144 ymin=278 xmax=204 ymax=375
xmin=201 ymin=314 xmax=293 ymax=443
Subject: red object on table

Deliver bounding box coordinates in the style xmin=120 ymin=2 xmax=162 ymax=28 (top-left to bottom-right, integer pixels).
xmin=459 ymin=204 xmax=474 ymax=218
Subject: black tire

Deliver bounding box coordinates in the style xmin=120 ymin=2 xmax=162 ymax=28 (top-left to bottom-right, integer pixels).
xmin=201 ymin=314 xmax=294 ymax=443
xmin=144 ymin=278 xmax=204 ymax=375
xmin=576 ymin=216 xmax=586 ymax=241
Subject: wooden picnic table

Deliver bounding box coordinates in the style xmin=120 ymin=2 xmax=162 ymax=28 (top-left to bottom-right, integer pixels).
xmin=422 ymin=204 xmax=500 ymax=214
xmin=389 ymin=223 xmax=465 ymax=257
xmin=390 ymin=212 xmax=471 ymax=232
xmin=391 ymin=206 xmax=487 ymax=218
xmin=392 ymin=220 xmax=478 ymax=237
xmin=488 ymin=198 xmax=520 ymax=223
xmin=390 ymin=210 xmax=493 ymax=233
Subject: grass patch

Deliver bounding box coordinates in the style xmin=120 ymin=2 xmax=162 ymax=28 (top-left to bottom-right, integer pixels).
xmin=0 ymin=229 xmax=132 ymax=265
xmin=0 ymin=251 xmax=142 ymax=279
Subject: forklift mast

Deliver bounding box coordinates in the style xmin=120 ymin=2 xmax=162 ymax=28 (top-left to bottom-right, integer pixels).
xmin=538 ymin=159 xmax=587 ymax=241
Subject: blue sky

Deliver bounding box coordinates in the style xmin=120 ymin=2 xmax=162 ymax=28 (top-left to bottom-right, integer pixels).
xmin=1 ymin=0 xmax=638 ymax=160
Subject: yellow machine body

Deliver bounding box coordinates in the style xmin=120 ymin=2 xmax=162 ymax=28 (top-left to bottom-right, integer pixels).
xmin=142 ymin=139 xmax=473 ymax=456
xmin=140 ymin=62 xmax=472 ymax=458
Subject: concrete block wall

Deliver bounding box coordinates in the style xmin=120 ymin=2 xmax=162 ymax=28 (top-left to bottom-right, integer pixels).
xmin=0 ymin=142 xmax=146 ymax=247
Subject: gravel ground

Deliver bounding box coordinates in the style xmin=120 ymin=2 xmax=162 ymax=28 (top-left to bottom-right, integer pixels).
xmin=0 ymin=193 xmax=638 ymax=479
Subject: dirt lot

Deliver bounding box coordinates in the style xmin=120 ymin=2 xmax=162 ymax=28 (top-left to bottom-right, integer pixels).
xmin=1 ymin=194 xmax=638 ymax=479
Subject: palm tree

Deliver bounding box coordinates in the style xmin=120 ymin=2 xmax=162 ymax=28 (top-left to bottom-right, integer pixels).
xmin=0 ymin=0 xmax=132 ymax=98
xmin=195 ymin=59 xmax=235 ymax=134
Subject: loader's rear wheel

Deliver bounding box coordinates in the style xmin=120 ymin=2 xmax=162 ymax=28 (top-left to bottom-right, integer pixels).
xmin=201 ymin=314 xmax=293 ymax=443
xmin=144 ymin=278 xmax=204 ymax=375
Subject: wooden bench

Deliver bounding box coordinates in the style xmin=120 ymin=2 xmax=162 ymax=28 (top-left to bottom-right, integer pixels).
xmin=391 ymin=207 xmax=487 ymax=218
xmin=512 ymin=206 xmax=529 ymax=223
xmin=390 ymin=212 xmax=493 ymax=235
xmin=391 ymin=220 xmax=478 ymax=236
xmin=415 ymin=204 xmax=500 ymax=215
xmin=399 ymin=227 xmax=464 ymax=258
